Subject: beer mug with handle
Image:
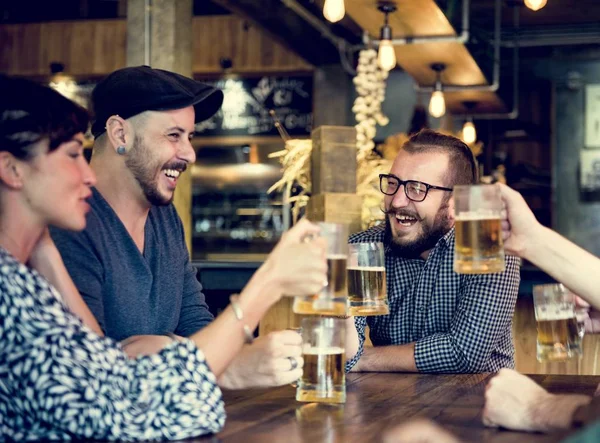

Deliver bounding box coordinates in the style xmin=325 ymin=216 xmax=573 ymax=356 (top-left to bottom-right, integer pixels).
xmin=453 ymin=184 xmax=505 ymax=274
xmin=347 ymin=242 xmax=389 ymax=316
xmin=296 ymin=317 xmax=346 ymax=404
xmin=293 ymin=222 xmax=349 ymax=316
xmin=533 ymin=283 xmax=582 ymax=362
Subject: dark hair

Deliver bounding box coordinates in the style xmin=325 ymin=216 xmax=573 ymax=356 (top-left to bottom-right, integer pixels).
xmin=402 ymin=129 xmax=478 ymax=186
xmin=0 ymin=75 xmax=89 ymax=160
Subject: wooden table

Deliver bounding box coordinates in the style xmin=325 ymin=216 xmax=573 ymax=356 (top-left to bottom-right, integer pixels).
xmin=188 ymin=372 xmax=600 ymax=443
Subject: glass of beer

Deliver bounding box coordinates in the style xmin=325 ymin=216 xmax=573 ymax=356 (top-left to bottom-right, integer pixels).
xmin=347 ymin=242 xmax=388 ymax=316
xmin=293 ymin=222 xmax=349 ymax=316
xmin=453 ymin=184 xmax=505 ymax=274
xmin=533 ymin=283 xmax=582 ymax=362
xmin=296 ymin=317 xmax=346 ymax=404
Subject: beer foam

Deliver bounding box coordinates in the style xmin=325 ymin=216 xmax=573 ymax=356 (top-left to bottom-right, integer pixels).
xmin=347 ymin=266 xmax=385 ymax=271
xmin=303 ymin=346 xmax=345 ymax=355
xmin=327 ymin=254 xmax=348 ymax=259
xmin=535 ymin=308 xmax=575 ymax=321
xmin=455 ymin=212 xmax=501 ymax=221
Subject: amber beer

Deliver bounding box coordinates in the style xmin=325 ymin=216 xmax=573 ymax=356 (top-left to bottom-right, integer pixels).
xmin=293 ymin=255 xmax=348 ymax=316
xmin=536 ymin=311 xmax=582 ymax=362
xmin=296 ymin=346 xmax=346 ymax=404
xmin=347 ymin=266 xmax=388 ymax=316
xmin=454 ymin=214 xmax=505 ymax=274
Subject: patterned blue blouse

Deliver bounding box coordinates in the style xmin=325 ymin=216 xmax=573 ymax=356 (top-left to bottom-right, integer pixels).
xmin=0 ymin=248 xmax=225 ymax=441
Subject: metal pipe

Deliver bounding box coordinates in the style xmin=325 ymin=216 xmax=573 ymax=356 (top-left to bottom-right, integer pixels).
xmin=280 ymin=0 xmax=359 ymax=75
xmin=280 ymin=0 xmax=343 ymax=50
xmin=415 ymin=0 xmax=501 ymax=93
xmin=459 ymin=6 xmax=520 ymax=120
xmin=371 ymin=0 xmax=470 ymax=46
xmin=500 ymin=23 xmax=600 ymax=47
xmin=144 ymin=0 xmax=152 ymax=66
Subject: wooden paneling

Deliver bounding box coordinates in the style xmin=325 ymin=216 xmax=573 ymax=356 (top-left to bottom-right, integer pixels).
xmin=0 ymin=16 xmax=312 ymax=78
xmin=514 ymin=296 xmax=600 ymax=375
xmin=193 ymin=16 xmax=312 ymax=74
xmin=0 ymin=20 xmax=127 ymax=77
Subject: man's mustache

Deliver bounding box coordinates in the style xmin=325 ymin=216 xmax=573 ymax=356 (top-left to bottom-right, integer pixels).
xmin=382 ymin=207 xmax=422 ymax=221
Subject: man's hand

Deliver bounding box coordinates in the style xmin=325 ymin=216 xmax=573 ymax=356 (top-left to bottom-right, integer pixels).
xmin=218 ymin=330 xmax=303 ymax=390
xmin=382 ymin=419 xmax=460 ymax=443
xmin=483 ymin=368 xmax=590 ymax=432
xmin=120 ymin=335 xmax=175 ymax=358
xmin=574 ymin=296 xmax=600 ymax=334
xmin=496 ymin=183 xmax=542 ymax=257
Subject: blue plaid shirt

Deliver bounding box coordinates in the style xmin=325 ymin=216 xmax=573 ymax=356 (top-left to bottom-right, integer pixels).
xmin=345 ymin=224 xmax=521 ymax=374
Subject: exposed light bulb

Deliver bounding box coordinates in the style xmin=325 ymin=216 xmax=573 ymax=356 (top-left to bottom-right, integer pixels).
xmin=323 ymin=0 xmax=345 ymax=23
xmin=462 ymin=120 xmax=477 ymax=144
xmin=524 ymin=0 xmax=547 ymax=11
xmin=429 ymin=90 xmax=446 ymax=118
xmin=378 ymin=40 xmax=396 ymax=72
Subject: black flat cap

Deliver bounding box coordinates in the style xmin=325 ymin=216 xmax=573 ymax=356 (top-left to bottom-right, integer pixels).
xmin=91 ymin=65 xmax=223 ymax=138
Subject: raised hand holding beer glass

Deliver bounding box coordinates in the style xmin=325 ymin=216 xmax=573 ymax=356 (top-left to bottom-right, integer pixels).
xmin=533 ymin=283 xmax=582 ymax=362
xmin=347 ymin=242 xmax=389 ymax=316
xmin=293 ymin=222 xmax=349 ymax=316
xmin=454 ymin=184 xmax=505 ymax=274
xmin=296 ymin=317 xmax=346 ymax=404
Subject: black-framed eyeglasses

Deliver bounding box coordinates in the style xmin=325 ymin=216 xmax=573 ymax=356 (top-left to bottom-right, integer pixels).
xmin=379 ymin=174 xmax=453 ymax=202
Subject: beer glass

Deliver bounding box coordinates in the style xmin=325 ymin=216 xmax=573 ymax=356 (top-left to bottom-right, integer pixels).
xmin=347 ymin=242 xmax=389 ymax=316
xmin=296 ymin=317 xmax=346 ymax=404
xmin=453 ymin=184 xmax=505 ymax=274
xmin=533 ymin=284 xmax=582 ymax=362
xmin=293 ymin=222 xmax=349 ymax=316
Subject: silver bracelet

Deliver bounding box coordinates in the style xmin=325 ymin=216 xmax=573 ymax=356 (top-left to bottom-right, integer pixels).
xmin=229 ymin=294 xmax=255 ymax=344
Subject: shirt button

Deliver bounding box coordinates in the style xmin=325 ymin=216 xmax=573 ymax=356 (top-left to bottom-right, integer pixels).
xmin=418 ymin=305 xmax=426 ymax=312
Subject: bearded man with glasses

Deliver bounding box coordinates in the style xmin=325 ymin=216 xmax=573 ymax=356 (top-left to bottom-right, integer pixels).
xmin=344 ymin=129 xmax=521 ymax=374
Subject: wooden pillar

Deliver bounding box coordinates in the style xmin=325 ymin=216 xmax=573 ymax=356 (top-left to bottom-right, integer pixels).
xmin=126 ymin=0 xmax=194 ymax=253
xmin=260 ymin=126 xmax=361 ymax=336
xmin=312 ymin=65 xmax=353 ymax=127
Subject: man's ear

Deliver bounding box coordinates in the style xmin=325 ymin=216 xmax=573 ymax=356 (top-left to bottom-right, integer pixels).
xmin=447 ymin=195 xmax=455 ymax=223
xmin=105 ymin=115 xmax=129 ymax=154
xmin=0 ymin=152 xmax=24 ymax=189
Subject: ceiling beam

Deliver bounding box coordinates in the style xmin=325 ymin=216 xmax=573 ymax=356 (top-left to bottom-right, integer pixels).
xmin=211 ymin=0 xmax=352 ymax=66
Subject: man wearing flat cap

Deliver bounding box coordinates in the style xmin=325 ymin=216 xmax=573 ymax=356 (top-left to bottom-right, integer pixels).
xmin=50 ymin=66 xmax=303 ymax=389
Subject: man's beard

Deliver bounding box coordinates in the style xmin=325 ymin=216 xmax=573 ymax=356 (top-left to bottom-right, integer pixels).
xmin=125 ymin=135 xmax=184 ymax=206
xmin=384 ymin=205 xmax=452 ymax=259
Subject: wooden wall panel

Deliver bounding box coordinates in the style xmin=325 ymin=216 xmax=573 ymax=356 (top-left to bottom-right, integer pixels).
xmin=0 ymin=16 xmax=312 ymax=78
xmin=192 ymin=16 xmax=312 ymax=74
xmin=0 ymin=20 xmax=127 ymax=77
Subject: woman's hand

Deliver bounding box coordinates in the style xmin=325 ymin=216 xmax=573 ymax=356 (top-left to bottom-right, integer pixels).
xmin=262 ymin=219 xmax=328 ymax=297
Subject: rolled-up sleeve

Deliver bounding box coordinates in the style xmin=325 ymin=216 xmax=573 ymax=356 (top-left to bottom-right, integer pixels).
xmin=345 ymin=316 xmax=368 ymax=372
xmin=414 ymin=255 xmax=521 ymax=373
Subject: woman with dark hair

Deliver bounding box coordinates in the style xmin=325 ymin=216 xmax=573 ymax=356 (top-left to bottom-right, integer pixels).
xmin=0 ymin=75 xmax=327 ymax=441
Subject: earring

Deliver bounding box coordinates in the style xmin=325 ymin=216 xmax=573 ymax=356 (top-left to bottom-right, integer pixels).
xmin=116 ymin=145 xmax=126 ymax=155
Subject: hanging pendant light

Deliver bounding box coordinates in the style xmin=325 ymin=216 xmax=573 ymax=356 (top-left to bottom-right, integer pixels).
xmin=377 ymin=2 xmax=397 ymax=72
xmin=428 ymin=63 xmax=446 ymax=118
xmin=524 ymin=0 xmax=547 ymax=11
xmin=323 ymin=0 xmax=345 ymax=23
xmin=461 ymin=101 xmax=477 ymax=144
xmin=462 ymin=119 xmax=477 ymax=144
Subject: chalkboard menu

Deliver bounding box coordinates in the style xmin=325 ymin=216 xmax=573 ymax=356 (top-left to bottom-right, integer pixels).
xmin=195 ymin=75 xmax=313 ymax=137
